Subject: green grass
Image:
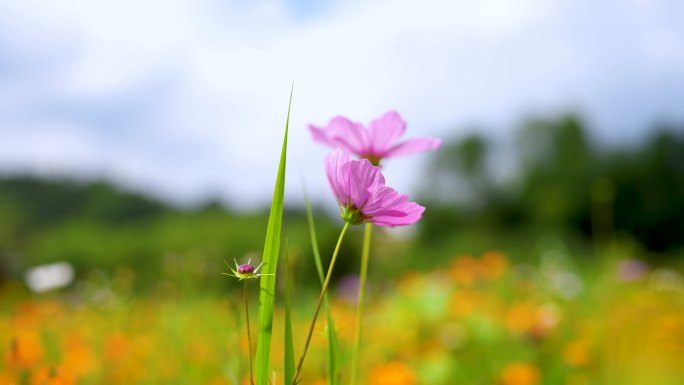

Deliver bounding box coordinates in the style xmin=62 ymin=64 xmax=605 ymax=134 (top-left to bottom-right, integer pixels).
xmin=284 ymin=242 xmax=295 ymax=384
xmin=304 ymin=187 xmax=339 ymax=385
xmin=255 ymin=85 xmax=292 ymax=385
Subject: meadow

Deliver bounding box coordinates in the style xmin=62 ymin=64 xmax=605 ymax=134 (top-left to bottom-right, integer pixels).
xmin=1 ymin=114 xmax=683 ymax=385
xmin=2 ymin=247 xmax=684 ymax=385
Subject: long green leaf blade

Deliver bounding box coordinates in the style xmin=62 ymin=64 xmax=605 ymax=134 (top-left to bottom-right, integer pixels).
xmin=255 ymin=85 xmax=292 ymax=385
xmin=284 ymin=242 xmax=295 ymax=384
xmin=303 ymin=186 xmax=339 ymax=385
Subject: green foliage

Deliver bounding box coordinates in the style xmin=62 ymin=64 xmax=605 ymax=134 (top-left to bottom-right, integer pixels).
xmin=255 ymin=86 xmax=292 ymax=385
xmin=284 ymin=243 xmax=295 ymax=384
xmin=0 ymin=175 xmax=347 ymax=290
xmin=1 ymin=113 xmax=682 ymax=293
xmin=3 ymin=246 xmax=683 ymax=385
xmin=421 ymin=115 xmax=684 ymax=256
xmin=0 ymin=177 xmax=166 ymax=229
xmin=608 ymin=130 xmax=684 ymax=251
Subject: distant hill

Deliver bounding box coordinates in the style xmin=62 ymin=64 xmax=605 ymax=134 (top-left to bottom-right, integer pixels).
xmin=0 ymin=176 xmax=170 ymax=229
xmin=0 ymin=176 xmax=345 ymax=291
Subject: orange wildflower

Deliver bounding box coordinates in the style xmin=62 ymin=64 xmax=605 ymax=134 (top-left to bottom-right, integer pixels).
xmin=449 ymin=290 xmax=480 ymax=318
xmin=368 ymin=362 xmax=417 ymax=385
xmin=504 ymin=302 xmax=559 ymax=340
xmin=31 ymin=366 xmax=75 ymax=385
xmin=449 ymin=256 xmax=482 ymax=287
xmin=563 ymin=340 xmax=592 ymax=368
xmin=505 ymin=302 xmax=539 ymax=335
xmin=62 ymin=334 xmax=96 ymax=378
xmin=480 ymin=251 xmax=509 ymax=280
xmin=500 ymin=362 xmax=541 ymax=385
xmin=5 ymin=332 xmax=44 ymax=369
xmin=0 ymin=371 xmax=15 ymax=385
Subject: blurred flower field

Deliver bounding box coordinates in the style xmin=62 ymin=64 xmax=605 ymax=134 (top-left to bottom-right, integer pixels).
xmin=2 ymin=251 xmax=683 ymax=385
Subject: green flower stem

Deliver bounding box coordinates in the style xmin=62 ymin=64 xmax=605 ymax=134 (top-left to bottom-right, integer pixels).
xmin=292 ymin=221 xmax=351 ymax=385
xmin=350 ymin=222 xmax=372 ymax=385
xmin=244 ymin=280 xmax=255 ymax=385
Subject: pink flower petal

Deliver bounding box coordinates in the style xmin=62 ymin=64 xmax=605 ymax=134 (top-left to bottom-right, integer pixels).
xmin=312 ymin=116 xmax=370 ymax=155
xmin=325 ymin=148 xmax=426 ymax=227
xmin=362 ymin=186 xmax=407 ymax=216
xmin=348 ymin=158 xmax=384 ymax=209
xmin=325 ymin=150 xmax=352 ymax=205
xmin=386 ymin=137 xmax=442 ymax=158
xmin=370 ymin=202 xmax=425 ymax=227
xmin=309 ymin=124 xmax=339 ymax=147
xmin=368 ymin=110 xmax=406 ymax=156
xmin=310 ymin=111 xmax=441 ymax=163
xmin=361 ymin=185 xmax=425 ymax=227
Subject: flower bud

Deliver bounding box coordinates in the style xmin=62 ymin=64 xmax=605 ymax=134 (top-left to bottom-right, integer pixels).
xmin=238 ymin=264 xmax=255 ymax=275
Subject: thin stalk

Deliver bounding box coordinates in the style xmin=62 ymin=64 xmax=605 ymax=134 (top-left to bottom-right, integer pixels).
xmin=350 ymin=223 xmax=372 ymax=385
xmin=304 ymin=183 xmax=339 ymax=385
xmin=291 ymin=221 xmax=351 ymax=385
xmin=244 ymin=281 xmax=255 ymax=385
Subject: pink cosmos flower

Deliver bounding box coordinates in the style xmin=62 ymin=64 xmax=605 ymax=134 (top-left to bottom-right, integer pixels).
xmin=310 ymin=110 xmax=441 ymax=165
xmin=325 ymin=150 xmax=425 ymax=227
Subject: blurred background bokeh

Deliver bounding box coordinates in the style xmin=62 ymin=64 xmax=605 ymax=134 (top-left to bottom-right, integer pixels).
xmin=1 ymin=1 xmax=683 ymax=384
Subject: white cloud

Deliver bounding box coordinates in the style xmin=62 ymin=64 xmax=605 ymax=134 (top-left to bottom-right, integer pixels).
xmin=0 ymin=0 xmax=683 ymax=209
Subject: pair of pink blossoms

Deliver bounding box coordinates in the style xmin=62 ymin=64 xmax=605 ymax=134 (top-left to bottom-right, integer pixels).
xmin=310 ymin=111 xmax=441 ymax=227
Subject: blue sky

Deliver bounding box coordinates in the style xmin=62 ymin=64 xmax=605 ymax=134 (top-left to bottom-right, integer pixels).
xmin=0 ymin=0 xmax=683 ymax=209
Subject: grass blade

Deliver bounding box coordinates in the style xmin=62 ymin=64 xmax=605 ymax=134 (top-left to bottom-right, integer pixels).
xmin=255 ymin=84 xmax=292 ymax=385
xmin=303 ymin=185 xmax=339 ymax=385
xmin=284 ymin=241 xmax=295 ymax=384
